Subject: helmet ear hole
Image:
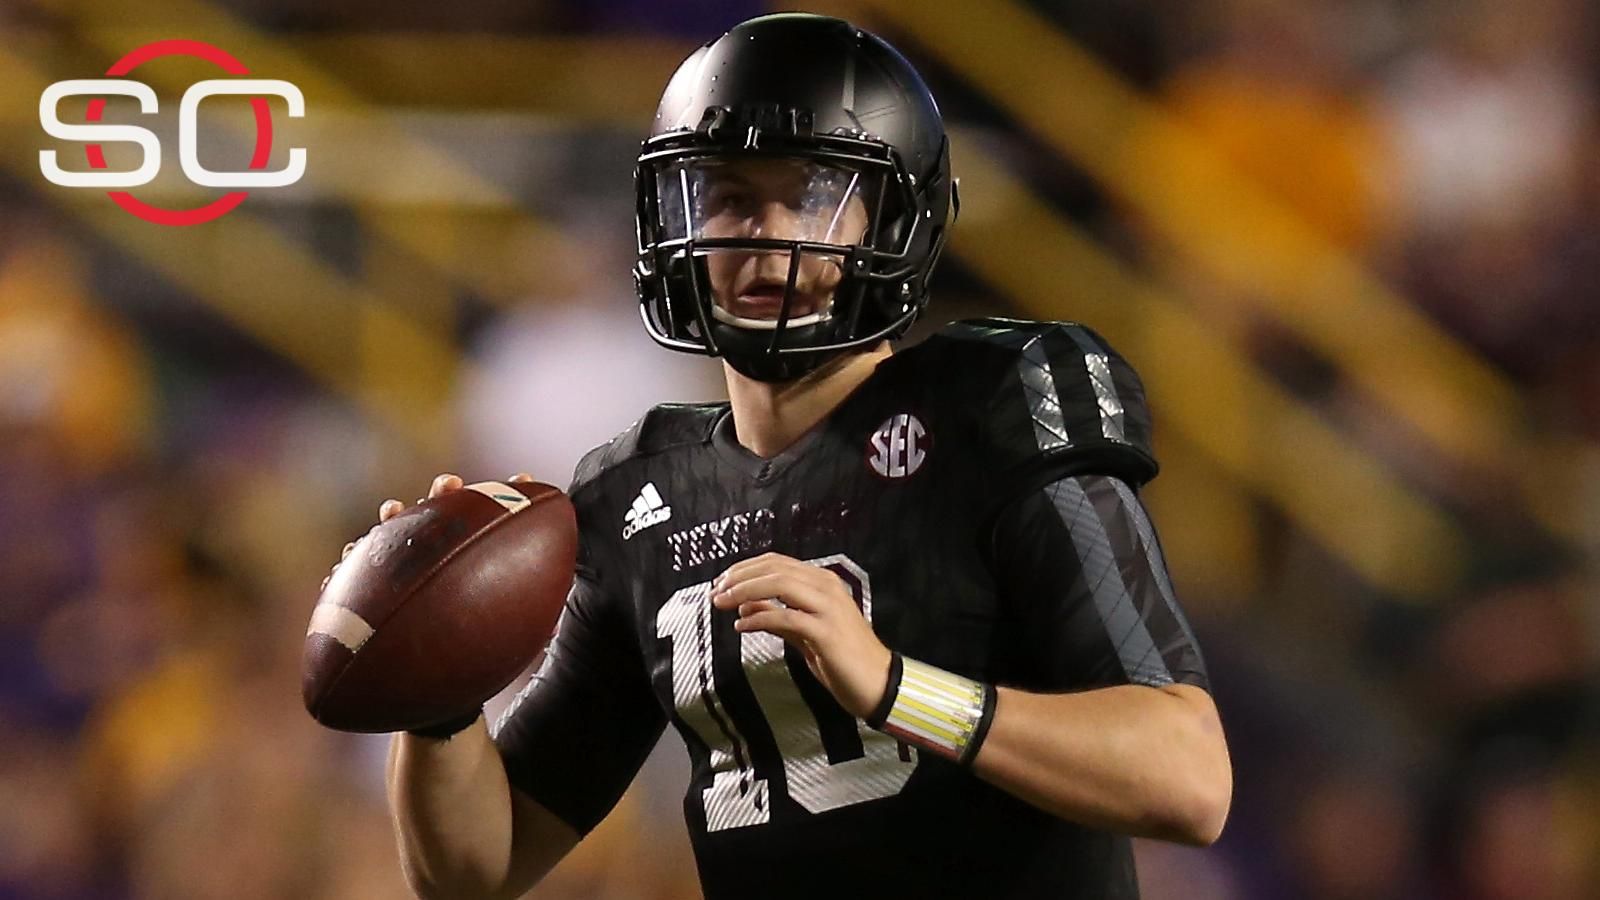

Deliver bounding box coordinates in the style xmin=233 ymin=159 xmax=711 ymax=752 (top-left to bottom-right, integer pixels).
xmin=873 ymin=192 xmax=907 ymax=254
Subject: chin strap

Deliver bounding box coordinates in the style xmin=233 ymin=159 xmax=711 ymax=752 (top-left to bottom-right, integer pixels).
xmin=721 ymin=344 xmax=847 ymax=383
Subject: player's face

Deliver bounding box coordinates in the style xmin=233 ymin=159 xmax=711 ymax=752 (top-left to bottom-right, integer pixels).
xmin=660 ymin=156 xmax=873 ymax=326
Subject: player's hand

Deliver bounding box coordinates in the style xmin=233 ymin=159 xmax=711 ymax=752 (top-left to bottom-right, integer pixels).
xmin=710 ymin=552 xmax=893 ymax=720
xmin=319 ymin=472 xmax=535 ymax=591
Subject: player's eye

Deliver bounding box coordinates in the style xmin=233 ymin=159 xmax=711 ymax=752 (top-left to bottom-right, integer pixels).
xmin=705 ymin=183 xmax=753 ymax=215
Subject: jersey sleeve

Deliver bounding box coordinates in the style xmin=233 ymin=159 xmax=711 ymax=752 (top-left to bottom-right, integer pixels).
xmin=491 ymin=553 xmax=666 ymax=836
xmin=989 ymin=472 xmax=1209 ymax=692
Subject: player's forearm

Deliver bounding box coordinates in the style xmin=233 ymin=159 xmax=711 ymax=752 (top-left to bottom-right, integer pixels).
xmin=386 ymin=721 xmax=519 ymax=900
xmin=970 ymin=683 xmax=1231 ymax=846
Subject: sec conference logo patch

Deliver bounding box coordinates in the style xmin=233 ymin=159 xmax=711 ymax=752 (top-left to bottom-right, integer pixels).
xmin=867 ymin=414 xmax=929 ymax=479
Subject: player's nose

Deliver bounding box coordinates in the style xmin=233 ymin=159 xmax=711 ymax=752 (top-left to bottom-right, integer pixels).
xmin=747 ymin=250 xmax=800 ymax=290
xmin=749 ymin=200 xmax=803 ymax=241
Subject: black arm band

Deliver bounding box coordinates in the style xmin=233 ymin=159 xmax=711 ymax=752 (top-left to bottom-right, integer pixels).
xmin=866 ymin=652 xmax=905 ymax=730
xmin=960 ymin=683 xmax=1000 ymax=767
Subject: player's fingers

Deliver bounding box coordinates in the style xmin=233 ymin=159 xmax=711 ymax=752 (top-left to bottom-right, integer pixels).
xmin=378 ymin=499 xmax=404 ymax=522
xmin=744 ymin=554 xmax=835 ymax=591
xmin=737 ymin=599 xmax=786 ymax=618
xmin=711 ymin=571 xmax=785 ymax=608
xmin=507 ymin=472 xmax=535 ymax=483
xmin=428 ymin=473 xmax=463 ymax=499
xmin=340 ymin=541 xmax=356 ymax=561
xmin=320 ymin=575 xmax=330 ymax=592
xmin=717 ymin=560 xmax=847 ymax=607
xmin=718 ymin=550 xmax=799 ymax=577
xmin=733 ymin=607 xmax=819 ymax=641
xmin=713 ymin=572 xmax=826 ymax=613
xmin=715 ymin=553 xmax=802 ymax=589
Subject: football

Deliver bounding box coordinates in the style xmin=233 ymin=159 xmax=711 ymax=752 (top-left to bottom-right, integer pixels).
xmin=302 ymin=480 xmax=577 ymax=733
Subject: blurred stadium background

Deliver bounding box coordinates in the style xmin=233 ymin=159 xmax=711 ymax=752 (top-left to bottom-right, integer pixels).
xmin=4 ymin=0 xmax=1600 ymax=897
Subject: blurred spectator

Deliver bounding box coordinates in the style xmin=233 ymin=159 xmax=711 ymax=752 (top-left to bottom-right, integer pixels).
xmin=0 ymin=723 xmax=109 ymax=900
xmin=1382 ymin=0 xmax=1591 ymax=238
xmin=1381 ymin=0 xmax=1600 ymax=386
xmin=459 ymin=215 xmax=723 ymax=486
xmin=1160 ymin=0 xmax=1394 ymax=251
xmin=1430 ymin=742 xmax=1600 ymax=900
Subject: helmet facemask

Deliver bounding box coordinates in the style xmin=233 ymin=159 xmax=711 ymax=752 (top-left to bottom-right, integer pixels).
xmin=635 ymin=112 xmax=938 ymax=382
xmin=664 ymin=156 xmax=871 ymax=332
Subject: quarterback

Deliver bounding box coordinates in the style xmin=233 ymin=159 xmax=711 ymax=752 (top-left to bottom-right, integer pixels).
xmin=381 ymin=13 xmax=1231 ymax=899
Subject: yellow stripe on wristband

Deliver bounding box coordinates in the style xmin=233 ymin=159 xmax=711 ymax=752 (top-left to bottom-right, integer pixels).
xmin=889 ymin=704 xmax=966 ymax=746
xmin=894 ymin=693 xmax=972 ymax=733
xmin=903 ymin=663 xmax=979 ymax=696
xmin=881 ymin=657 xmax=989 ymax=762
xmin=900 ymin=673 xmax=985 ymax=714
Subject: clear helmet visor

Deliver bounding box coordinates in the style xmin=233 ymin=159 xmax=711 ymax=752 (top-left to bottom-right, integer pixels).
xmin=655 ymin=156 xmax=884 ymax=331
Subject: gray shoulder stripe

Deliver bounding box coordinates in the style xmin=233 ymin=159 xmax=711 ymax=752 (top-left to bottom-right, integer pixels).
xmin=1108 ymin=479 xmax=1202 ymax=662
xmin=1108 ymin=480 xmax=1175 ymax=606
xmin=1062 ymin=327 xmax=1127 ymax=444
xmin=1020 ymin=337 xmax=1070 ymax=451
xmin=1083 ymin=352 xmax=1127 ymax=443
xmin=1046 ymin=478 xmax=1174 ymax=687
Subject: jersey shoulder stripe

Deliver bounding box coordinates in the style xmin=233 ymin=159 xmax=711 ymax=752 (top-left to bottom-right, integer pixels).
xmin=569 ymin=402 xmax=725 ymax=498
xmin=919 ymin=317 xmax=1159 ymax=493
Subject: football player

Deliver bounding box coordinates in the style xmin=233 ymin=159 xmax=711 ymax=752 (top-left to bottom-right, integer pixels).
xmin=381 ymin=13 xmax=1231 ymax=899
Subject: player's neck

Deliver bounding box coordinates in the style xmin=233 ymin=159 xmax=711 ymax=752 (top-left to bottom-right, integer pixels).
xmin=723 ymin=341 xmax=892 ymax=459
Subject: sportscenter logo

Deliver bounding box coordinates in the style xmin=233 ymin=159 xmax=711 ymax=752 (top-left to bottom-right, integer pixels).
xmin=38 ymin=39 xmax=306 ymax=226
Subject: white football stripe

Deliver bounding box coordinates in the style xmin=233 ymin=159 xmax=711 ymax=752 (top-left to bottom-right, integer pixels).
xmin=306 ymin=603 xmax=376 ymax=653
xmin=465 ymin=481 xmax=532 ymax=513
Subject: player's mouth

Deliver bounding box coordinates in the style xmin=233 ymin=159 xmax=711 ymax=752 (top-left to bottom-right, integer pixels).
xmin=732 ymin=282 xmax=818 ymax=320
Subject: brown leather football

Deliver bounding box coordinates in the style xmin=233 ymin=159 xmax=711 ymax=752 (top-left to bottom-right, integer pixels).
xmin=302 ymin=480 xmax=577 ymax=733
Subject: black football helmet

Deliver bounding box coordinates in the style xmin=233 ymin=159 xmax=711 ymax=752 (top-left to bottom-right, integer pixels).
xmin=634 ymin=13 xmax=957 ymax=382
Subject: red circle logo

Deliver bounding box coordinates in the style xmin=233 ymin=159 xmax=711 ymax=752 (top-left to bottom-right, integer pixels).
xmin=84 ymin=40 xmax=274 ymax=226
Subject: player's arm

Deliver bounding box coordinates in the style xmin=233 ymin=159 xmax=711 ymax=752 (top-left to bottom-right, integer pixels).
xmin=388 ymin=564 xmax=664 ymax=899
xmin=378 ymin=474 xmax=664 ymax=899
xmin=711 ymin=475 xmax=1230 ymax=846
xmin=968 ymin=683 xmax=1227 ymax=843
xmin=962 ymin=473 xmax=1230 ymax=845
xmin=387 ymin=718 xmax=578 ymax=900
xmin=366 ymin=474 xmax=574 ymax=900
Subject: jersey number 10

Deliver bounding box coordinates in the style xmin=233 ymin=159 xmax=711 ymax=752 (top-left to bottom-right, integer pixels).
xmin=655 ymin=554 xmax=917 ymax=831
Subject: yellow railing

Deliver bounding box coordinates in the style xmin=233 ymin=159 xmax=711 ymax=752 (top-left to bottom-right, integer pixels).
xmin=43 ymin=0 xmax=586 ymax=309
xmin=0 ymin=37 xmax=459 ymax=462
xmin=950 ymin=134 xmax=1465 ymax=597
xmin=827 ymin=0 xmax=1575 ymax=543
xmin=18 ymin=0 xmax=693 ymax=467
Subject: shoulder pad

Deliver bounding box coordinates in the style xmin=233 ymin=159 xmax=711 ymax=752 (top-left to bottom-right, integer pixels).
xmin=930 ymin=317 xmax=1158 ymax=489
xmin=569 ymin=402 xmax=724 ymax=496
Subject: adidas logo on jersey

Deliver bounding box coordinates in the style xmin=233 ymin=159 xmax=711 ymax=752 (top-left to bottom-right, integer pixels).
xmin=622 ymin=482 xmax=672 ymax=540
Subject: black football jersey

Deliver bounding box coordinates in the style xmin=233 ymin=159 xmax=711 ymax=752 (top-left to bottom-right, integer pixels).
xmin=494 ymin=318 xmax=1209 ymax=899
